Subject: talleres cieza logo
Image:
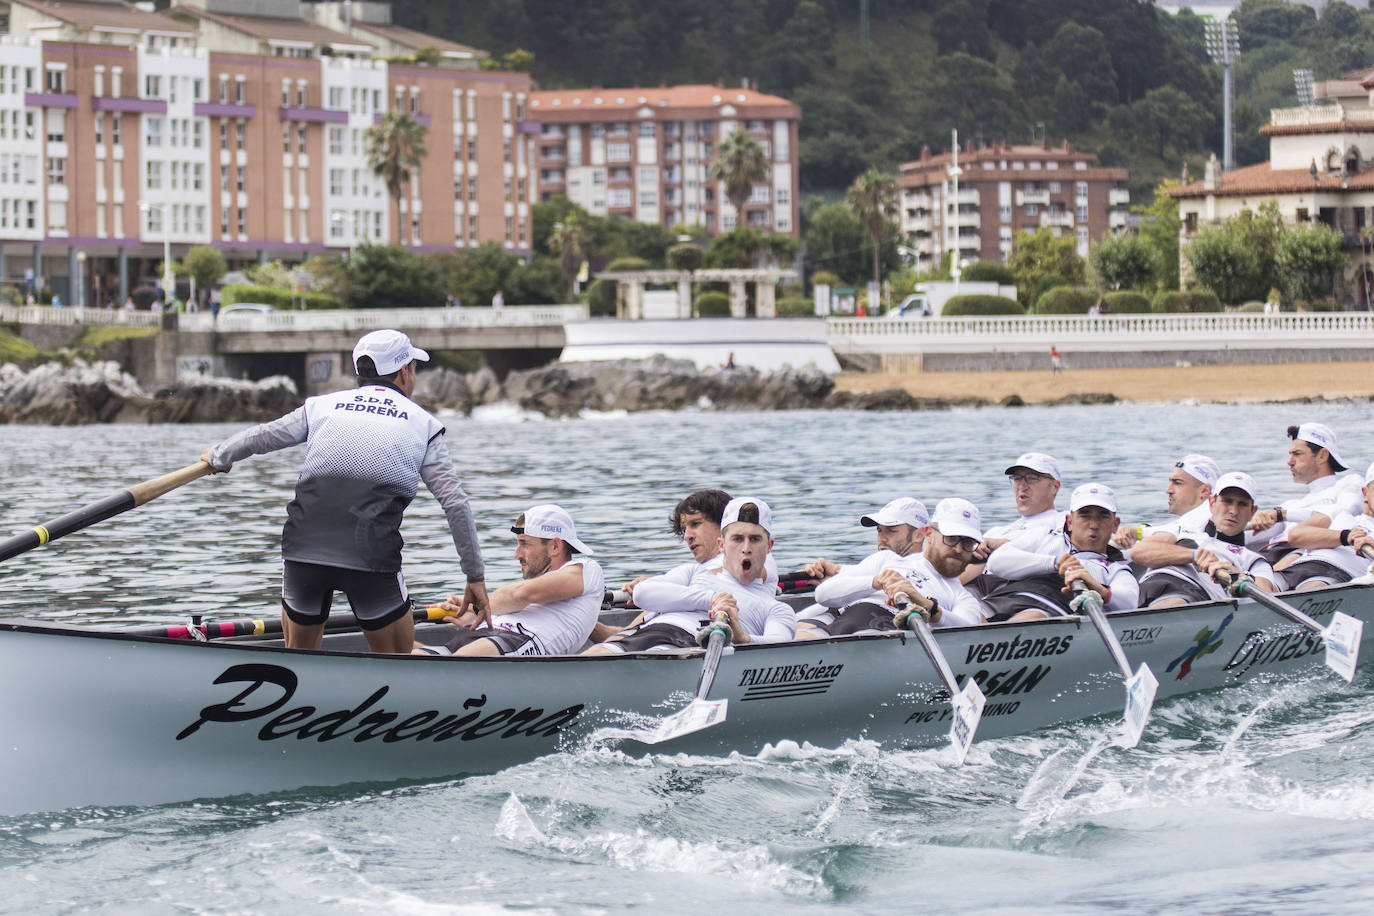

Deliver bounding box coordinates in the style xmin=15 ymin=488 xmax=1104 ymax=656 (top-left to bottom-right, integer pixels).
xmin=1166 ymin=612 xmax=1234 ymax=680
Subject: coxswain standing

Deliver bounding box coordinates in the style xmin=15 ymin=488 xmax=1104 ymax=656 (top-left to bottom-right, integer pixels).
xmin=202 ymin=329 xmax=487 ymax=653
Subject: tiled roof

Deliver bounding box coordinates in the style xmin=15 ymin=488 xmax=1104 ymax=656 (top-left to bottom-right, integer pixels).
xmin=16 ymin=0 xmax=195 ymax=33
xmin=530 ymin=84 xmax=799 ymax=116
xmin=351 ymin=21 xmax=485 ymax=58
xmin=171 ymin=7 xmax=369 ymax=46
xmin=1169 ymin=160 xmax=1374 ymax=198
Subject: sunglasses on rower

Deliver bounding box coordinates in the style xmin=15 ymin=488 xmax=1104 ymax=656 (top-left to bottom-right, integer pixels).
xmin=1008 ymin=472 xmax=1052 ymax=485
xmin=938 ymin=532 xmax=980 ymax=553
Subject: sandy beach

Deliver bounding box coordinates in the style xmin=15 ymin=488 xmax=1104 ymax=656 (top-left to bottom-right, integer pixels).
xmin=834 ymin=362 xmax=1374 ymax=404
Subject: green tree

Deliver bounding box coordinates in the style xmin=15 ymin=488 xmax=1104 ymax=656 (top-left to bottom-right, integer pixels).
xmin=347 ymin=243 xmax=444 ymax=309
xmin=365 ymin=111 xmax=428 ymax=245
xmin=548 ymin=216 xmax=587 ymax=291
xmin=1136 ymin=181 xmax=1182 ymax=291
xmin=1277 ymin=221 xmax=1345 ymax=303
xmin=846 ymin=167 xmax=899 ymax=286
xmin=804 ymin=201 xmax=898 ymax=286
xmin=1009 ymin=227 xmax=1086 ymax=310
xmin=1229 ymin=202 xmax=1287 ymax=301
xmin=181 ymin=245 xmax=227 ymax=293
xmin=709 ymin=129 xmax=768 ymax=223
xmin=1184 ymin=226 xmax=1257 ymax=305
xmin=1090 ymin=231 xmax=1156 ymax=290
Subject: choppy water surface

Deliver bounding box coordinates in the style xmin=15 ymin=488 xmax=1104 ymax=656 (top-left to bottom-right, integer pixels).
xmin=3 ymin=400 xmax=1374 ymax=912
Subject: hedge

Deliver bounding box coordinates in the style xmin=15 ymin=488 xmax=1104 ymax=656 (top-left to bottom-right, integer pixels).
xmin=586 ymin=278 xmax=618 ymax=317
xmin=961 ymin=260 xmax=1015 ymax=284
xmin=1103 ymin=290 xmax=1151 ymax=313
xmin=222 ymin=283 xmax=340 ymax=310
xmin=1152 ymin=289 xmax=1222 ymax=313
xmin=695 ymin=291 xmax=730 ymax=316
xmin=941 ymin=294 xmax=1023 ymax=316
xmin=1186 ymin=289 xmax=1221 ymax=312
xmin=666 ymin=244 xmax=704 ymax=271
xmin=774 ymin=296 xmax=812 ymax=316
xmin=1035 ymin=285 xmax=1097 ymax=314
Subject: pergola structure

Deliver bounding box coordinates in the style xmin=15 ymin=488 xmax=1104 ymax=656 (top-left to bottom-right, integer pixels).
xmin=596 ymin=268 xmax=795 ymax=319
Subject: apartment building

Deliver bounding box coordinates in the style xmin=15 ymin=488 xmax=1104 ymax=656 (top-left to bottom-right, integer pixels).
xmin=528 ymin=84 xmax=801 ymax=237
xmin=0 ymin=0 xmax=532 ymax=305
xmin=896 ymin=141 xmax=1130 ymax=270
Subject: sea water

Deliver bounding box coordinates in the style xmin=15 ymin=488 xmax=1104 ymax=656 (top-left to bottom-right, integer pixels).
xmin=2 ymin=400 xmax=1374 ymax=912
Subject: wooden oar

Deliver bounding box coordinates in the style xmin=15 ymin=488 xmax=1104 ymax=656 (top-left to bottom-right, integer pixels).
xmin=1215 ymin=569 xmax=1362 ymax=683
xmin=1070 ymin=581 xmax=1158 ymax=748
xmin=0 ymin=461 xmax=213 ymax=563
xmin=893 ymin=594 xmax=984 ymax=764
xmin=643 ymin=612 xmax=732 ymax=744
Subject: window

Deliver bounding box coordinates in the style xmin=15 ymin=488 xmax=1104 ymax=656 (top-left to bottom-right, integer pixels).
xmin=748 ymin=185 xmax=770 ymax=204
xmin=607 ymin=142 xmax=630 ymax=161
xmin=146 ymin=160 xmax=162 ymax=189
xmin=145 ymin=116 xmax=161 ymax=147
xmin=46 ymin=157 xmax=65 ymax=185
xmin=638 ymin=190 xmax=656 ymax=207
xmin=45 ymin=65 xmax=65 ymax=94
xmin=219 ymin=75 xmax=228 ymax=103
xmin=237 ymin=208 xmax=246 ymax=235
xmin=48 ymin=200 xmax=66 ymax=233
xmin=503 ymin=138 xmax=511 ymax=162
xmin=297 ymin=125 xmax=307 ymax=152
xmin=609 ymin=188 xmax=631 ymax=207
xmin=281 ymin=79 xmax=291 ymax=106
xmin=329 ymin=87 xmax=343 ymax=109
xmin=144 ymin=74 xmax=160 ymax=98
xmin=193 ymin=120 xmax=203 ymax=149
xmin=193 ymin=164 xmax=204 ymax=190
xmin=638 ymin=122 xmax=655 ymax=137
xmin=776 ymin=188 xmax=789 ymax=208
xmin=591 ymin=123 xmax=605 ymax=139
xmin=296 ymin=81 xmax=306 ymax=107
xmin=1048 ymin=181 xmax=1061 ymax=193
xmin=467 ymin=137 xmax=476 ymax=160
xmin=94 ymin=66 xmax=105 ymax=98
xmin=192 ymin=78 xmax=203 ymax=101
xmin=94 ymin=114 xmax=104 ymax=145
xmin=234 ymin=76 xmax=244 ymax=104
xmin=111 ymin=113 xmax=121 ymax=145
xmin=1076 ymin=204 xmax=1088 ymax=221
xmin=236 ymin=165 xmax=245 ymax=193
xmin=236 ymin=120 xmax=245 ymax=149
xmin=329 ymin=126 xmax=343 ymax=155
xmin=47 ymin=109 xmax=65 ymax=143
xmin=468 ymin=176 xmax=477 ymax=197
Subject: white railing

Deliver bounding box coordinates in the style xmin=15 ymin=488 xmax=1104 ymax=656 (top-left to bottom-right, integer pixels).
xmin=177 ymin=304 xmax=589 ymax=333
xmin=0 ymin=305 xmax=163 ymax=328
xmin=1269 ymin=103 xmax=1374 ymax=127
xmin=828 ymin=312 xmax=1374 ymax=353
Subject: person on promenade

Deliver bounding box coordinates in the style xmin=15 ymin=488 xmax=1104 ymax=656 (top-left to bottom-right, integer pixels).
xmin=1133 ymin=472 xmax=1278 ymax=606
xmin=796 ymin=498 xmax=988 ymax=637
xmin=1112 ymin=453 xmax=1221 ymax=551
xmin=1050 ymin=346 xmax=1062 ymax=373
xmin=981 ymin=483 xmax=1139 ymax=621
xmin=201 ymin=329 xmax=487 ymax=654
xmin=1273 ymin=461 xmax=1374 ymax=590
xmin=491 ymin=289 xmax=504 ymax=310
xmin=422 ymin=505 xmax=604 ymax=656
xmin=1246 ymin=423 xmax=1363 ymax=563
xmin=587 ymin=497 xmax=794 ymax=653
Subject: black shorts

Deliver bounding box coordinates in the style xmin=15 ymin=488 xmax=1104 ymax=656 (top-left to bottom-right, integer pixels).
xmin=1139 ymin=574 xmax=1212 ymax=606
xmin=282 ymin=560 xmax=410 ymax=631
xmin=982 ymin=574 xmax=1073 ymax=621
xmin=1279 ymin=559 xmax=1353 ymax=589
xmin=806 ymin=601 xmax=898 ymax=636
xmin=442 ymin=625 xmax=541 ymax=656
xmin=602 ymin=621 xmax=701 ymax=653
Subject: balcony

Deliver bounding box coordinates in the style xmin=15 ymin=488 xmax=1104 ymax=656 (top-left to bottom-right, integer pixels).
xmin=1109 ymin=211 xmax=1129 ymax=228
xmin=1016 ymin=189 xmax=1050 ymax=206
xmin=906 ymin=215 xmax=932 ymax=232
xmin=1039 ymin=211 xmax=1074 ymax=228
xmin=1109 ymin=188 xmax=1131 ymax=206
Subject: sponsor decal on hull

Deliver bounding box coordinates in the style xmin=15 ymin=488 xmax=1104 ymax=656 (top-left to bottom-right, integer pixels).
xmin=905 ymin=663 xmax=1052 ymax=724
xmin=177 ymin=664 xmax=584 ymax=744
xmin=1119 ymin=625 xmax=1163 ymax=648
xmin=737 ymin=659 xmax=842 ymax=700
xmin=1166 ymin=612 xmax=1233 ymax=680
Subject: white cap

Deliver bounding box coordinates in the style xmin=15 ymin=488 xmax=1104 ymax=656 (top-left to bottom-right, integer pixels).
xmin=352 ymin=329 xmax=429 ymax=375
xmin=1293 ymin=422 xmax=1347 ymax=471
xmin=931 ymin=498 xmax=982 ymax=541
xmin=721 ymin=496 xmax=772 ymax=536
xmin=1005 ymin=452 xmax=1061 ymax=481
xmin=1175 ymin=454 xmax=1221 ymax=487
xmin=516 ymin=504 xmax=593 ymax=555
xmin=1214 ymin=471 xmax=1259 ymax=504
xmin=860 ymin=497 xmax=930 ymax=529
xmin=1069 ymin=483 xmax=1118 ymax=513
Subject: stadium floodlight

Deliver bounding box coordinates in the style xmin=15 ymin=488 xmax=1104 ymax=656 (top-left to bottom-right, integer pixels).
xmin=1294 ymin=68 xmax=1316 ymax=106
xmin=1205 ymin=17 xmax=1242 ymax=171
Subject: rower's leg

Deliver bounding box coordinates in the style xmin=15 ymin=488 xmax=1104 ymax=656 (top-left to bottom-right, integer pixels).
xmin=454 ymin=636 xmax=502 ymax=656
xmin=282 ymin=610 xmax=326 ymax=650
xmin=363 ymin=613 xmax=416 ymax=654
xmin=1007 ymin=608 xmax=1050 ymax=622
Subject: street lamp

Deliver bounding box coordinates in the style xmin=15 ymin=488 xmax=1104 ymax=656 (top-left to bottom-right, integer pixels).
xmin=75 ymin=250 xmax=86 ymax=309
xmin=139 ymin=200 xmax=173 ymax=301
xmin=1205 ymin=16 xmax=1241 ymax=172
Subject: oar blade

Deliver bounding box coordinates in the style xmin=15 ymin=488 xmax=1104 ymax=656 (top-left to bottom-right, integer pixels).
xmin=1119 ymin=663 xmax=1159 ymax=749
xmin=948 ymin=679 xmax=986 ymax=764
xmin=643 ymin=698 xmax=729 ymax=745
xmin=1322 ymin=611 xmax=1362 ymax=683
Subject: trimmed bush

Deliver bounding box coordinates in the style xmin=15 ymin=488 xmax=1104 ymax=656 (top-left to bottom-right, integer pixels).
xmin=1035 ymin=285 xmax=1097 ymax=314
xmin=131 ymin=285 xmax=159 ymax=309
xmin=1103 ymin=290 xmax=1151 ymax=313
xmin=1236 ymin=301 xmax=1266 ymax=313
xmin=586 ymin=278 xmax=618 ymax=317
xmin=1186 ymin=289 xmax=1221 ymax=312
xmin=775 ymin=296 xmax=813 ymax=316
xmin=961 ymin=260 xmax=1015 ymax=284
xmin=666 ymin=244 xmax=705 ymax=271
xmin=1151 ymin=290 xmax=1189 ymax=313
xmin=695 ymin=291 xmax=730 ymax=316
xmin=810 ymin=270 xmax=840 ymax=288
xmin=941 ymin=294 xmax=1023 ymax=316
xmin=605 ymin=256 xmax=650 ymax=272
xmin=1299 ymin=300 xmax=1341 ymax=312
xmin=222 ymin=283 xmax=340 ymax=310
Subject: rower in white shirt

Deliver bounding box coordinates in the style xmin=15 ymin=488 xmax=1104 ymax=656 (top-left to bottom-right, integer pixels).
xmin=1112 ymin=453 xmax=1220 ymax=552
xmin=982 ymin=483 xmax=1139 ymax=622
xmin=1247 ymin=422 xmax=1364 ymax=563
xmin=1133 ymin=472 xmax=1278 ymax=606
xmin=801 ymin=497 xmax=928 ymax=582
xmin=796 ymin=498 xmax=989 ymax=637
xmin=1277 ymin=460 xmax=1374 ymax=590
xmin=962 ymin=452 xmax=1063 ymax=591
xmin=587 ymin=496 xmax=795 ymax=652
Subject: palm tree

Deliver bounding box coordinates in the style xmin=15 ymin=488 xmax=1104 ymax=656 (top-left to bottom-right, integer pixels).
xmin=709 ymin=129 xmax=768 ymax=229
xmin=365 ymin=110 xmax=429 ymax=245
xmin=847 ymin=167 xmax=898 ymax=287
xmin=549 ymin=216 xmax=587 ymax=293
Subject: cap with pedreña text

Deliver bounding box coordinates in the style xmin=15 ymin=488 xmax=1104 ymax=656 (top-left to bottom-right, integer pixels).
xmin=861 ymin=497 xmax=930 ymax=529
xmin=1292 ymin=422 xmax=1348 ymax=471
xmin=352 ymin=329 xmax=430 ymax=376
xmin=931 ymin=498 xmax=982 ymax=541
xmin=1004 ymin=452 xmax=1061 ymax=481
xmin=1213 ymin=471 xmax=1259 ymax=504
xmin=721 ymin=496 xmax=773 ymax=537
xmin=1069 ymin=483 xmax=1118 ymax=513
xmin=1175 ymin=454 xmax=1221 ymax=488
xmin=512 ymin=504 xmax=594 ymax=555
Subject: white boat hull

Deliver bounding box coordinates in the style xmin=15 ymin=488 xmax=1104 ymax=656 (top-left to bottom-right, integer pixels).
xmin=3 ymin=583 xmax=1371 ymax=815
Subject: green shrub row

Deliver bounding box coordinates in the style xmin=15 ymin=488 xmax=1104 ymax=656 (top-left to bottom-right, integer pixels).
xmin=941 ymin=294 xmax=1023 ymax=316
xmin=222 ymin=284 xmax=340 ymax=310
xmin=1035 ymin=286 xmax=1097 ymax=314
xmin=1151 ymin=289 xmax=1221 ymax=312
xmin=1103 ymin=290 xmax=1151 ymax=313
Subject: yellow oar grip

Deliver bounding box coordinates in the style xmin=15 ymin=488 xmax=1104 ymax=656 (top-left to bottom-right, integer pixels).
xmin=34 ymin=526 xmax=50 ymax=546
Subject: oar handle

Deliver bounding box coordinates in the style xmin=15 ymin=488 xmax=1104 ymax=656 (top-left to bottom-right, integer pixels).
xmin=1071 ymin=581 xmax=1134 ymax=681
xmin=1360 ymin=544 xmax=1374 ymax=562
xmin=128 ymin=461 xmax=214 ymax=506
xmin=694 ymin=625 xmax=729 ymax=701
xmin=894 ymin=595 xmax=961 ymax=696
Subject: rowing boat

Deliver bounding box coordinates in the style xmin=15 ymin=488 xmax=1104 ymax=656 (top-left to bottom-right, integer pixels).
xmin=2 ymin=580 xmax=1370 ymax=816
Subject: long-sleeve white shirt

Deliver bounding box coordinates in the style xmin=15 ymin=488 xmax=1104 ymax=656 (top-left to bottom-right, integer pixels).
xmin=633 ymin=561 xmax=796 ymax=643
xmin=985 ymin=529 xmax=1139 ymax=610
xmin=814 ymin=549 xmax=987 ymax=628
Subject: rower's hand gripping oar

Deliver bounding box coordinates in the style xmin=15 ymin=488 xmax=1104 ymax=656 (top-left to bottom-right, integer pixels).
xmin=1069 ymin=581 xmax=1158 ymax=748
xmin=1214 ymin=568 xmax=1362 ymax=683
xmin=893 ymin=594 xmax=985 ymax=764
xmin=643 ymin=609 xmax=732 ymax=744
xmin=0 ymin=461 xmax=213 ymax=563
